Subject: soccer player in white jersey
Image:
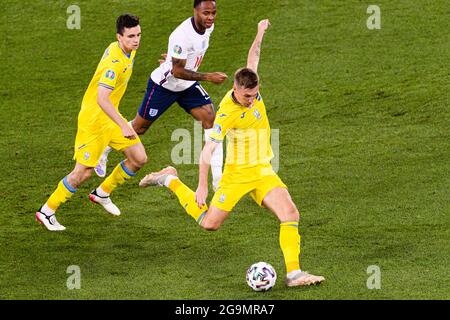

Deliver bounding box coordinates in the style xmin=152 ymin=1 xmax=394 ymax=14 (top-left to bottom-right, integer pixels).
xmin=95 ymin=0 xmax=227 ymax=190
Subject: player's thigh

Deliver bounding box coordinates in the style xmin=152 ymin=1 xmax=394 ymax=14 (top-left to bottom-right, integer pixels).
xmin=189 ymin=104 xmax=216 ymax=128
xmin=178 ymin=83 xmax=215 ymax=128
xmin=137 ymin=79 xmax=177 ymax=124
xmin=201 ymin=206 xmax=231 ymax=231
xmin=73 ymin=128 xmax=110 ymax=168
xmin=251 ymin=173 xmax=298 ymax=222
xmin=262 ymin=187 xmax=299 ymax=222
xmin=109 ymin=124 xmax=142 ymax=157
xmin=210 ymin=179 xmax=253 ymax=213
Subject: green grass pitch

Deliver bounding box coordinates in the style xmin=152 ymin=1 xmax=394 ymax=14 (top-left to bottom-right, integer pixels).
xmin=1 ymin=0 xmax=449 ymax=299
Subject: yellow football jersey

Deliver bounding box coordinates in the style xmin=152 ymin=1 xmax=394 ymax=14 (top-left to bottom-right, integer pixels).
xmin=209 ymin=89 xmax=274 ymax=178
xmin=78 ymin=42 xmax=136 ymax=131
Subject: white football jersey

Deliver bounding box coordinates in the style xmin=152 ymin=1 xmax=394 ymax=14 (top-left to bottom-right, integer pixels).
xmin=151 ymin=17 xmax=214 ymax=92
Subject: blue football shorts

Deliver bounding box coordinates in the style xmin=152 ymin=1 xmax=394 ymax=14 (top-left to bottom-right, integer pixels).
xmin=138 ymin=79 xmax=213 ymax=121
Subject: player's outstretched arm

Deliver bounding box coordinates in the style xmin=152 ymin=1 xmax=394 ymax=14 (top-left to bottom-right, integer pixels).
xmin=247 ymin=19 xmax=271 ymax=74
xmin=171 ymin=57 xmax=227 ymax=84
xmin=195 ymin=140 xmax=219 ymax=208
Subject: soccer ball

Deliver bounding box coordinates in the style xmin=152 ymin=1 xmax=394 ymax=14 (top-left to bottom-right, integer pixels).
xmin=246 ymin=262 xmax=277 ymax=291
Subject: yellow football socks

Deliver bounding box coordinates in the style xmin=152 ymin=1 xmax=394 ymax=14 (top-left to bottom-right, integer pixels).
xmin=100 ymin=160 xmax=135 ymax=194
xmin=168 ymin=178 xmax=208 ymax=224
xmin=280 ymin=221 xmax=301 ymax=273
xmin=46 ymin=176 xmax=77 ymax=211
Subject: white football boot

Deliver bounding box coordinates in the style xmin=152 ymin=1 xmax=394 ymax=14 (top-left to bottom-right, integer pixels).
xmin=89 ymin=190 xmax=121 ymax=216
xmin=35 ymin=210 xmax=66 ymax=231
xmin=285 ymin=270 xmax=325 ymax=287
xmin=139 ymin=166 xmax=178 ymax=188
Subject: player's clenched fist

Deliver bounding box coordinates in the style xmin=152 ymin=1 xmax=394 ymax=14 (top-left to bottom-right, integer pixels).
xmin=258 ymin=19 xmax=271 ymax=32
xmin=207 ymin=72 xmax=228 ymax=84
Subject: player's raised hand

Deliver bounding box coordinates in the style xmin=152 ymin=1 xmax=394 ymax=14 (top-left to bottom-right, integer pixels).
xmin=158 ymin=53 xmax=168 ymax=65
xmin=207 ymin=72 xmax=228 ymax=84
xmin=195 ymin=184 xmax=208 ymax=208
xmin=258 ymin=19 xmax=271 ymax=33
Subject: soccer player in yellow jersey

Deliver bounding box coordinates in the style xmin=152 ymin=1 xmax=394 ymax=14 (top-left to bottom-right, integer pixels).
xmin=36 ymin=14 xmax=147 ymax=231
xmin=140 ymin=19 xmax=325 ymax=286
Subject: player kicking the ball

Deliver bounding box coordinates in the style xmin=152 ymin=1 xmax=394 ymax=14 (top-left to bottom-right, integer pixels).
xmin=139 ymin=19 xmax=325 ymax=286
xmin=36 ymin=14 xmax=147 ymax=231
xmin=95 ymin=0 xmax=226 ymax=191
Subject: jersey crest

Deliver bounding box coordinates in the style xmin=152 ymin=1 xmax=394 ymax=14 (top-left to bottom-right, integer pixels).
xmin=105 ymin=70 xmax=115 ymax=80
xmin=173 ymin=45 xmax=182 ymax=55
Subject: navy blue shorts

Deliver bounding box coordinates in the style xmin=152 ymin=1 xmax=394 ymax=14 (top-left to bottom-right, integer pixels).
xmin=138 ymin=79 xmax=213 ymax=121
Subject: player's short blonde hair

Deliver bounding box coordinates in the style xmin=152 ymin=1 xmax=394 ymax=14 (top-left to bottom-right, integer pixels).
xmin=234 ymin=68 xmax=259 ymax=89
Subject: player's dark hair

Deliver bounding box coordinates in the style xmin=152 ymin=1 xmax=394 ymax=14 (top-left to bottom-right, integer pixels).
xmin=234 ymin=68 xmax=259 ymax=89
xmin=116 ymin=14 xmax=140 ymax=35
xmin=194 ymin=0 xmax=215 ymax=8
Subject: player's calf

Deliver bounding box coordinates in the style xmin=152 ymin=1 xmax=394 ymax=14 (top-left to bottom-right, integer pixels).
xmin=67 ymin=166 xmax=93 ymax=188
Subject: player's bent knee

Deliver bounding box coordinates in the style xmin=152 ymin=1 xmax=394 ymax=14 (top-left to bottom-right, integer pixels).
xmin=131 ymin=154 xmax=148 ymax=169
xmin=200 ymin=221 xmax=221 ymax=231
xmin=287 ymin=210 xmax=300 ymax=222
xmin=138 ymin=154 xmax=148 ymax=168
xmin=202 ymin=115 xmax=215 ymax=129
xmin=203 ymin=225 xmax=221 ymax=232
xmin=202 ymin=119 xmax=214 ymax=129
